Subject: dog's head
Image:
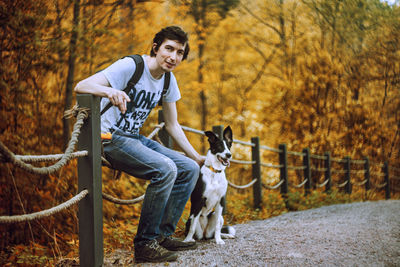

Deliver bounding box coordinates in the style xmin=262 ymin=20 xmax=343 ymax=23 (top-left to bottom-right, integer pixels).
xmin=204 ymin=126 xmax=233 ymax=169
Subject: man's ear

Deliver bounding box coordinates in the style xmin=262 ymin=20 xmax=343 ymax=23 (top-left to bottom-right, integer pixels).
xmin=152 ymin=43 xmax=158 ymax=55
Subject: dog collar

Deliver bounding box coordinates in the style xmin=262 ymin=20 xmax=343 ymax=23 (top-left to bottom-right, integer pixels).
xmin=205 ymin=165 xmax=222 ymax=173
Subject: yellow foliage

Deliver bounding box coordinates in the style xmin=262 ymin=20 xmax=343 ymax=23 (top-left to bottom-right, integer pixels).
xmin=1 ymin=0 xmax=400 ymax=264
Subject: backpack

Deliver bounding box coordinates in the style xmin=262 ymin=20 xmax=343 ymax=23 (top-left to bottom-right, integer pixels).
xmin=100 ymin=54 xmax=171 ymax=116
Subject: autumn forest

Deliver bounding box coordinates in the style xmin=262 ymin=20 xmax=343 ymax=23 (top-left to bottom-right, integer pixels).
xmin=1 ymin=0 xmax=399 ymax=265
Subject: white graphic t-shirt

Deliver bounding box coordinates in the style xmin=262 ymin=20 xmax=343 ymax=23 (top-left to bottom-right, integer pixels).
xmin=100 ymin=55 xmax=181 ymax=135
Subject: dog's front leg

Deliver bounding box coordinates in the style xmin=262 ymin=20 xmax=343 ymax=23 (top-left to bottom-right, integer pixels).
xmin=184 ymin=213 xmax=200 ymax=243
xmin=213 ymin=204 xmax=225 ymax=245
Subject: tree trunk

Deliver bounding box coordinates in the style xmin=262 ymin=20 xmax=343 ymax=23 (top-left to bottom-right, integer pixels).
xmin=63 ymin=0 xmax=80 ymax=149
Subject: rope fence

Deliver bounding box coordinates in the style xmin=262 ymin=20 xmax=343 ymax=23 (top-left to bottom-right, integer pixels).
xmin=102 ymin=192 xmax=145 ymax=205
xmin=227 ymin=179 xmax=258 ymax=189
xmin=178 ymin=123 xmax=398 ymax=204
xmin=0 ymin=106 xmax=91 ymax=224
xmin=263 ymin=179 xmax=285 ymax=190
xmin=13 ymin=151 xmax=88 ymax=163
xmin=316 ymin=179 xmax=330 ymax=188
xmin=0 ymin=95 xmax=398 ymax=266
xmin=1 ymin=106 xmax=397 ymax=218
xmin=289 ymin=179 xmax=308 ymax=188
xmin=0 ymin=190 xmax=89 ymax=224
xmin=0 ymin=107 xmax=89 ymax=175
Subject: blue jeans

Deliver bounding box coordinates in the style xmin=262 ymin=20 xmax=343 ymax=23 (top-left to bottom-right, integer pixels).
xmin=103 ymin=129 xmax=200 ymax=246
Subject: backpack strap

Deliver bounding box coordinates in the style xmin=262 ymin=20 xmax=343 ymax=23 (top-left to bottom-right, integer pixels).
xmin=100 ymin=54 xmax=144 ymax=116
xmin=159 ymin=72 xmax=170 ymax=106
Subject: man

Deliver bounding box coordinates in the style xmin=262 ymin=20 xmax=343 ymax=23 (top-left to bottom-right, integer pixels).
xmin=74 ymin=26 xmax=204 ymax=263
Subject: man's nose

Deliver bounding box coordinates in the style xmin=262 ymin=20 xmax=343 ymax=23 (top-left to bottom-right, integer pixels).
xmin=169 ymin=51 xmax=177 ymax=62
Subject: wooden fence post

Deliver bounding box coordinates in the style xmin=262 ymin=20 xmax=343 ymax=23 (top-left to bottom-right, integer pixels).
xmin=212 ymin=125 xmax=224 ymax=139
xmin=344 ymin=156 xmax=352 ymax=194
xmin=158 ymin=109 xmax=173 ymax=149
xmin=212 ymin=125 xmax=226 ymax=213
xmin=251 ymin=137 xmax=262 ymax=209
xmin=364 ymin=156 xmax=370 ymax=191
xmin=279 ymin=144 xmax=288 ymax=196
xmin=324 ymin=152 xmax=331 ymax=193
xmin=383 ymin=161 xmax=391 ymax=199
xmin=303 ymin=148 xmax=311 ymax=196
xmin=77 ymin=94 xmax=103 ymax=267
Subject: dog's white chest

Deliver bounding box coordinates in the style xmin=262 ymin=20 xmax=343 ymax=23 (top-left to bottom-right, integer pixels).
xmin=201 ymin=169 xmax=227 ymax=214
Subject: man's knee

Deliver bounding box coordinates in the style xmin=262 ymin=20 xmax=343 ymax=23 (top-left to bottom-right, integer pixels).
xmin=153 ymin=157 xmax=178 ymax=183
xmin=186 ymin=159 xmax=200 ymax=177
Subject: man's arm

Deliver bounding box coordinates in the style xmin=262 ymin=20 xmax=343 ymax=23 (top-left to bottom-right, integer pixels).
xmin=162 ymin=102 xmax=204 ymax=166
xmin=74 ymin=72 xmax=130 ymax=114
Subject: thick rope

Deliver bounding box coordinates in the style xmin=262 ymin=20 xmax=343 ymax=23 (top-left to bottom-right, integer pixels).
xmin=102 ymin=192 xmax=144 ymax=204
xmin=310 ymin=154 xmax=327 ymax=160
xmin=230 ymin=158 xmax=255 ymax=165
xmin=351 ymin=179 xmax=368 ymax=186
xmin=13 ymin=151 xmax=88 ymax=163
xmin=0 ymin=190 xmax=89 ymax=224
xmin=148 ymin=122 xmax=165 ymax=139
xmin=263 ymin=179 xmax=284 ymax=190
xmin=331 ymin=157 xmax=348 ymax=163
xmin=287 ymin=165 xmax=306 ymax=171
xmin=316 ymin=179 xmax=330 ymax=188
xmin=372 ymin=181 xmax=387 ymax=189
xmin=227 ymin=179 xmax=257 ymax=189
xmin=289 ymin=178 xmax=308 ymax=188
xmin=351 ymin=159 xmax=366 ymax=165
xmin=335 ymin=180 xmax=349 ymax=188
xmin=261 ymin=162 xmax=283 ymax=169
xmin=287 ymin=151 xmax=305 ymax=157
xmin=311 ymin=167 xmax=327 ymax=172
xmin=0 ymin=108 xmax=89 ymax=175
xmin=260 ymin=145 xmax=281 ymax=153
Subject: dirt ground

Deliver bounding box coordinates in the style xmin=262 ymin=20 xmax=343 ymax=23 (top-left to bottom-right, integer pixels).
xmin=59 ymin=199 xmax=400 ymax=266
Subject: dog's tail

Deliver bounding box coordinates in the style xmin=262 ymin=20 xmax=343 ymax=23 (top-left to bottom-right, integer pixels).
xmin=221 ymin=225 xmax=236 ymax=238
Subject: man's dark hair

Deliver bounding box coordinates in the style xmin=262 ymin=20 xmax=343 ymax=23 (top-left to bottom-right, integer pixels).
xmin=150 ymin=26 xmax=190 ymax=61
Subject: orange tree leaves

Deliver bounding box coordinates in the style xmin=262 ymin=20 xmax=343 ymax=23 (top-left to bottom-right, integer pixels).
xmin=1 ymin=0 xmax=400 ymax=265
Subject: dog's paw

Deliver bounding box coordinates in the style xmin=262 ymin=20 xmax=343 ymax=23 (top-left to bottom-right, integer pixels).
xmin=184 ymin=237 xmax=195 ymax=243
xmin=215 ymin=239 xmax=225 ymax=245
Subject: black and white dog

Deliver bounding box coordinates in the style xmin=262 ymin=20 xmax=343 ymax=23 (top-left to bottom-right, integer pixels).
xmin=184 ymin=126 xmax=235 ymax=245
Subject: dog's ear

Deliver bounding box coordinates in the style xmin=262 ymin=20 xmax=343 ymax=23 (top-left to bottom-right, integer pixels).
xmin=205 ymin=131 xmax=218 ymax=143
xmin=223 ymin=126 xmax=233 ymax=148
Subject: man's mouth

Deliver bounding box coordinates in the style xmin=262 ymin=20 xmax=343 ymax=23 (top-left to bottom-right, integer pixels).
xmin=217 ymin=155 xmax=230 ymax=167
xmin=165 ymin=62 xmax=175 ymax=69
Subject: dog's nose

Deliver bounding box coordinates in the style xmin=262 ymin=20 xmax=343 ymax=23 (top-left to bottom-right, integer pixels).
xmin=226 ymin=153 xmax=231 ymax=158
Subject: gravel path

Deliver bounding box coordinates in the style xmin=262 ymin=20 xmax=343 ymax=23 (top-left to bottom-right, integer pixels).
xmin=129 ymin=200 xmax=400 ymax=267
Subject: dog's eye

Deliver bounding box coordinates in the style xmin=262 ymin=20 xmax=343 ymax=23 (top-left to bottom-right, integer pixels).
xmin=211 ymin=141 xmax=226 ymax=154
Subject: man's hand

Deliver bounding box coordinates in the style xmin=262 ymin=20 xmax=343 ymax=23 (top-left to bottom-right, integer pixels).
xmin=195 ymin=155 xmax=206 ymax=167
xmin=74 ymin=72 xmax=131 ymax=114
xmin=107 ymin=89 xmax=131 ymax=114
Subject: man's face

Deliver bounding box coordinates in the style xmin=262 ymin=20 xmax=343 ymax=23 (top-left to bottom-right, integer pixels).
xmin=153 ymin=39 xmax=186 ymax=72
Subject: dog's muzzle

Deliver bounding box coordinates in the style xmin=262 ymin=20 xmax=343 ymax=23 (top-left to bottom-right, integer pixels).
xmin=217 ymin=154 xmax=231 ymax=167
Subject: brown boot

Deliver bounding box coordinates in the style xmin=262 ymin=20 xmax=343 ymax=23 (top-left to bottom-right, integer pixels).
xmin=135 ymin=239 xmax=178 ymax=263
